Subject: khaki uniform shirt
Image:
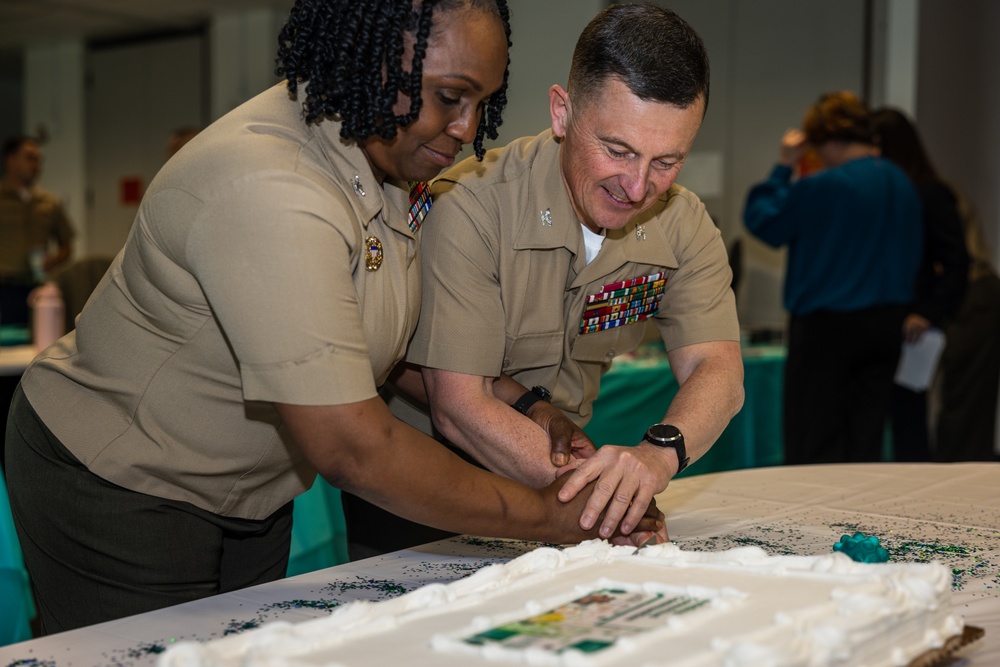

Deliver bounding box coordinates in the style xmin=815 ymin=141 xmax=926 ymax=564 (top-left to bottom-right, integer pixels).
xmin=0 ymin=184 xmax=75 ymax=282
xmin=407 ymin=130 xmax=738 ymax=426
xmin=22 ymin=83 xmax=420 ymax=520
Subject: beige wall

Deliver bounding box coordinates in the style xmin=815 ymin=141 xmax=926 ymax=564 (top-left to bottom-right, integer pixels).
xmin=917 ymin=0 xmax=1000 ymax=267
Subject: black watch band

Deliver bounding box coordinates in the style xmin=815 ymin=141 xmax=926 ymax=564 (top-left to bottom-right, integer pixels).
xmin=643 ymin=423 xmax=690 ymax=474
xmin=511 ymin=385 xmax=552 ymax=415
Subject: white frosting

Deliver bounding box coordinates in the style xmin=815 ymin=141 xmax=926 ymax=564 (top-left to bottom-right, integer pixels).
xmin=158 ymin=540 xmax=962 ymax=667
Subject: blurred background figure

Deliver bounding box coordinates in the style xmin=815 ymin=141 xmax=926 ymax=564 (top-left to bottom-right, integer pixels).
xmin=0 ymin=136 xmax=75 ymax=327
xmin=934 ymin=191 xmax=1000 ymax=461
xmin=743 ymin=91 xmax=922 ymax=465
xmin=870 ymin=107 xmax=969 ymax=462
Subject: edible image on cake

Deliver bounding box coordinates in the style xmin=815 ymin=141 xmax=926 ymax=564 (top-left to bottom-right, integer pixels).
xmin=461 ymin=587 xmax=709 ymax=657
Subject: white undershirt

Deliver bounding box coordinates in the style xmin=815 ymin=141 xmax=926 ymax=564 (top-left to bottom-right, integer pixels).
xmin=581 ymin=223 xmax=605 ymax=264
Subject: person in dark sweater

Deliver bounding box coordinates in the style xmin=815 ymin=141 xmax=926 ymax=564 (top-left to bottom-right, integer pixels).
xmin=744 ymin=91 xmax=923 ymax=465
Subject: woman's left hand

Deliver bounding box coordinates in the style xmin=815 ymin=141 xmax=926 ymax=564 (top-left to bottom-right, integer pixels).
xmin=525 ymin=400 xmax=598 ymax=468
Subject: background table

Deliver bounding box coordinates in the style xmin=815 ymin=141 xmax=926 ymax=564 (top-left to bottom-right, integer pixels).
xmin=584 ymin=343 xmax=786 ymax=477
xmin=0 ymin=344 xmax=35 ymax=378
xmin=1 ymin=462 xmax=995 ymax=666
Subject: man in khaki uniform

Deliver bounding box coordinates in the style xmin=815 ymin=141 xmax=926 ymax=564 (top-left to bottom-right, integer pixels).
xmin=343 ymin=3 xmax=744 ymax=557
xmin=0 ymin=136 xmax=75 ymax=324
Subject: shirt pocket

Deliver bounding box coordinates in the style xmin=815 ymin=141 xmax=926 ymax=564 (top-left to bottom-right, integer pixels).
xmin=503 ymin=330 xmax=564 ymax=374
xmin=570 ymin=272 xmax=666 ymax=363
xmin=569 ymin=323 xmax=649 ymax=364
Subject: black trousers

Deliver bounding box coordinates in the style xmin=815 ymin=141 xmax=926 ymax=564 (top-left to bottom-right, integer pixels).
xmin=4 ymin=385 xmax=293 ymax=635
xmin=891 ymin=384 xmax=931 ymax=462
xmin=783 ymin=306 xmax=905 ymax=465
xmin=341 ymin=492 xmax=457 ymax=561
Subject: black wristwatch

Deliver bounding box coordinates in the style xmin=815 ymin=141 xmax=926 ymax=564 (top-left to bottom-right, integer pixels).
xmin=511 ymin=385 xmax=552 ymax=415
xmin=643 ymin=423 xmax=690 ymax=474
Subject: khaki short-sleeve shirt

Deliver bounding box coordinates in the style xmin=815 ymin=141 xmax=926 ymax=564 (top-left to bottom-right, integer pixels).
xmin=21 ymin=84 xmax=420 ymax=519
xmin=407 ymin=130 xmax=737 ymax=426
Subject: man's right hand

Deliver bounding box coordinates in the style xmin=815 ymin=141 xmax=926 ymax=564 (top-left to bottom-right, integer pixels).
xmin=544 ymin=471 xmax=668 ymax=547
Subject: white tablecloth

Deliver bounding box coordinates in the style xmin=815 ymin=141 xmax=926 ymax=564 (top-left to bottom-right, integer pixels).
xmin=1 ymin=462 xmax=996 ymax=665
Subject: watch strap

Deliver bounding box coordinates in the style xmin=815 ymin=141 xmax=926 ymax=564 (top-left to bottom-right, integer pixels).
xmin=511 ymin=386 xmax=551 ymax=415
xmin=671 ymin=450 xmax=690 ymax=474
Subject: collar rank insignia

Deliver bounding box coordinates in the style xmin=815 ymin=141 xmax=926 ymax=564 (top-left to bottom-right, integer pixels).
xmin=352 ymin=174 xmax=366 ymax=197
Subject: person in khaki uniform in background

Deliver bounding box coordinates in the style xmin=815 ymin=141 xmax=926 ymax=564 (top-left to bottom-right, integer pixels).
xmin=5 ymin=0 xmax=663 ymax=636
xmin=0 ymin=136 xmax=75 ymax=325
xmin=343 ymin=3 xmax=744 ymax=559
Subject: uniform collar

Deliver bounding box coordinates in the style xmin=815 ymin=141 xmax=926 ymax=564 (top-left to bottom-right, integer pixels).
xmin=575 ymin=194 xmax=679 ymax=288
xmin=512 ymin=132 xmax=679 ymax=288
xmin=304 ymin=96 xmax=410 ymax=236
xmin=511 ymin=132 xmax=583 ymax=255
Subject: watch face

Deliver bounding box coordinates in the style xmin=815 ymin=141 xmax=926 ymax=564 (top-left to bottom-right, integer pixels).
xmin=532 ymin=386 xmax=552 ymax=401
xmin=647 ymin=423 xmax=682 ymax=442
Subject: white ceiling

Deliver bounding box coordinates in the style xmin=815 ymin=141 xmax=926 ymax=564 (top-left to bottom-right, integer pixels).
xmin=0 ymin=0 xmax=293 ymax=49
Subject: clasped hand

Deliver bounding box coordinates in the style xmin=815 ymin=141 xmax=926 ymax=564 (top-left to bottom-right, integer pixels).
xmin=528 ymin=400 xmax=671 ymax=546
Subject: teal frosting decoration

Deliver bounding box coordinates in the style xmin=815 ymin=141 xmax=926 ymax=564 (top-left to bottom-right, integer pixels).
xmin=834 ymin=532 xmax=890 ymax=563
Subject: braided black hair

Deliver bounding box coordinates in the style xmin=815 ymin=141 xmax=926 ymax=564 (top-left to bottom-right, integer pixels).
xmin=276 ymin=0 xmax=510 ymax=159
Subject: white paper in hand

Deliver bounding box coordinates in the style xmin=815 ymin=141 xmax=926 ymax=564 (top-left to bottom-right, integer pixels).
xmin=894 ymin=328 xmax=946 ymax=391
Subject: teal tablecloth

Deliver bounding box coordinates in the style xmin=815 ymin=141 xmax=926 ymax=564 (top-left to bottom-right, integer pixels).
xmin=286 ymin=480 xmax=349 ymax=577
xmin=0 ymin=325 xmax=31 ymax=347
xmin=583 ymin=344 xmax=786 ymax=478
xmin=0 ymin=472 xmax=35 ymax=646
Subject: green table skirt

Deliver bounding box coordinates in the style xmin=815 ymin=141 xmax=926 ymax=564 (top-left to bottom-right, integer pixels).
xmin=583 ymin=345 xmax=786 ymax=478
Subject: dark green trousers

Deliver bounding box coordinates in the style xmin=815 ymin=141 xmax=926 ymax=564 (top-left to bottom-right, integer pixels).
xmin=4 ymin=384 xmax=292 ymax=635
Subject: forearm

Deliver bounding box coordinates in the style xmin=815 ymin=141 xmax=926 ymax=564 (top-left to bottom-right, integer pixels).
xmin=275 ymin=399 xmax=589 ymax=543
xmin=386 ymin=362 xmax=429 ymax=406
xmin=492 ymin=373 xmax=532 ymax=404
xmin=423 ymin=368 xmax=561 ymax=487
xmin=660 ymin=341 xmax=744 ymax=467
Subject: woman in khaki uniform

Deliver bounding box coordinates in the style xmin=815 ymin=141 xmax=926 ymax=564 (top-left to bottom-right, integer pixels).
xmin=5 ymin=0 xmax=662 ymax=635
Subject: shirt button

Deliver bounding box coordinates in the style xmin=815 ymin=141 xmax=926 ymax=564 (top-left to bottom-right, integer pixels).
xmin=502 ymin=358 xmax=510 ymax=369
xmin=605 ymin=348 xmax=616 ymax=360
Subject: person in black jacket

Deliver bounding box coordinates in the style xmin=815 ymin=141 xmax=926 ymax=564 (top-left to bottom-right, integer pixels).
xmin=871 ymin=107 xmax=970 ymax=461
